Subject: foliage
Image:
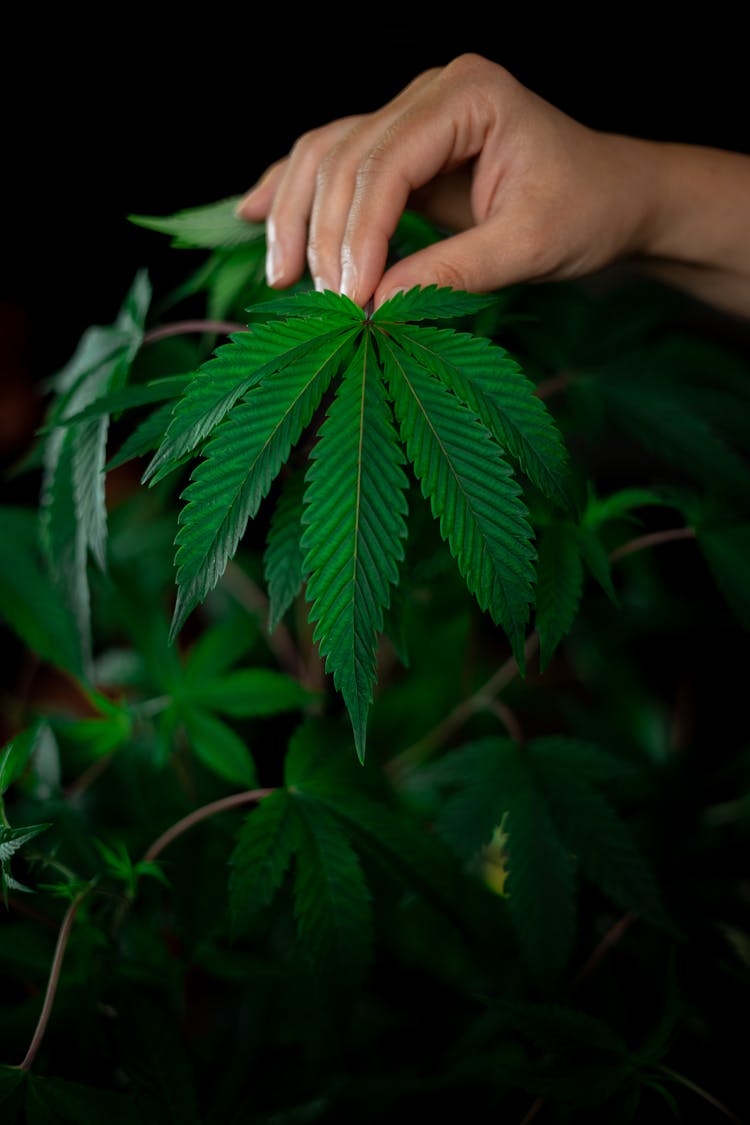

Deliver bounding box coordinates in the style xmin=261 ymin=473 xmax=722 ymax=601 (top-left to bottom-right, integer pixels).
xmin=0 ymin=196 xmax=748 ymax=1123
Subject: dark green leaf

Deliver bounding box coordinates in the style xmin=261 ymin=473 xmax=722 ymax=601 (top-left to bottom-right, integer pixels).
xmin=535 ymin=522 xmax=584 ymax=670
xmin=168 ymin=331 xmax=355 ymax=637
xmin=536 ymin=761 xmax=670 ymax=929
xmin=0 ymin=507 xmax=83 ymax=674
xmin=264 ymin=470 xmax=306 ymax=631
xmin=372 ymin=284 xmax=499 ymax=323
xmin=182 ymin=707 xmax=257 ymax=787
xmin=25 ymin=1074 xmax=140 ymax=1125
xmin=229 ymin=790 xmax=300 ymax=934
xmin=292 ymin=793 xmax=373 ymax=993
xmin=381 ymin=336 xmax=536 ymax=668
xmin=391 ymin=324 xmax=572 ymax=509
xmin=302 ymin=335 xmax=409 ymax=760
xmin=183 ymin=668 xmax=311 ymax=717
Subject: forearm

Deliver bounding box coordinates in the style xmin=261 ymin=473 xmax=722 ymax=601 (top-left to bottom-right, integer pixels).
xmin=632 ymin=139 xmax=750 ymax=318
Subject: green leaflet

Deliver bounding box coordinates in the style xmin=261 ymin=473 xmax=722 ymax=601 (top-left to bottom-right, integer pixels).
xmin=264 ymin=471 xmax=306 ymax=632
xmin=389 ymin=325 xmax=573 ymax=510
xmin=0 ymin=822 xmax=51 ymax=903
xmin=129 ymin=195 xmax=264 ymax=249
xmin=0 ymin=507 xmax=83 ymax=675
xmin=169 ymin=330 xmax=357 ymax=638
xmin=533 ymin=757 xmax=671 ymax=930
xmin=143 ymin=319 xmax=355 ymax=484
xmin=292 ymin=795 xmax=373 ymax=994
xmin=181 ymin=707 xmax=258 ymax=788
xmin=40 ymin=271 xmax=151 ymax=671
xmin=379 ymin=334 xmax=536 ymax=669
xmin=229 ymin=790 xmax=300 ymax=934
xmin=302 ymin=335 xmax=409 ymax=762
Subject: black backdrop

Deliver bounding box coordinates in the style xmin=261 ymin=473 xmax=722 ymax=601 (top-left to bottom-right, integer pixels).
xmin=2 ymin=11 xmax=747 ymax=384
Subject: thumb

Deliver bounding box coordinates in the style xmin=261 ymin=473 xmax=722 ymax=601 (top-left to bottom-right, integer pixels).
xmin=373 ymin=219 xmax=546 ymax=308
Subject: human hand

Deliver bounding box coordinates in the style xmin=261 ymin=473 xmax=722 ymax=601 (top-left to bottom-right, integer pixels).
xmin=235 ymin=53 xmax=659 ymax=309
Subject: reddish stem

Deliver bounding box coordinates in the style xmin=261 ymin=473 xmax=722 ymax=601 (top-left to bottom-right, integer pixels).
xmin=142 ymin=788 xmax=274 ymax=863
xmin=142 ymin=319 xmax=246 ymax=345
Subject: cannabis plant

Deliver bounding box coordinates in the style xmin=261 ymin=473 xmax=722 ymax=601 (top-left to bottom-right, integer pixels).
xmin=0 ymin=197 xmax=748 ymax=1123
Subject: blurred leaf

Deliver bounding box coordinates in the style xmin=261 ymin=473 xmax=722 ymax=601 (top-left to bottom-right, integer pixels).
xmin=229 ymin=790 xmax=300 ymax=934
xmin=129 ymin=196 xmax=264 ymax=249
xmin=182 ymin=707 xmax=258 ymax=787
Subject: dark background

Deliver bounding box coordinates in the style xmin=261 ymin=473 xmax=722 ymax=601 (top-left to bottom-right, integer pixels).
xmin=1 ymin=11 xmax=747 ymax=399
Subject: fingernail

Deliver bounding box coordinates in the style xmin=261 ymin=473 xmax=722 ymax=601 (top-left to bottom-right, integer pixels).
xmin=265 ymin=220 xmax=284 ymax=286
xmin=340 ymin=262 xmax=357 ymax=301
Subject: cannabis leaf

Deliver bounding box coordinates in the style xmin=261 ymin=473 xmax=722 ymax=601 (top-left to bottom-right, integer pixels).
xmin=146 ymin=287 xmax=570 ymax=760
xmin=0 ymin=822 xmax=50 ymax=904
xmin=40 ymin=271 xmax=151 ymax=672
xmin=431 ymin=735 xmax=669 ymax=979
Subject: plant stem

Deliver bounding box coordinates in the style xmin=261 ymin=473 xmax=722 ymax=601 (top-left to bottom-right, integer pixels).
xmin=387 ymin=632 xmax=539 ymax=780
xmin=608 ymin=526 xmax=695 ymax=562
xmin=142 ymin=788 xmax=274 ymax=863
xmin=142 ymin=319 xmax=246 ymax=345
xmin=658 ymin=1065 xmax=742 ymax=1124
xmin=18 ymin=885 xmax=93 ymax=1071
xmin=389 ymin=521 xmax=697 ymax=780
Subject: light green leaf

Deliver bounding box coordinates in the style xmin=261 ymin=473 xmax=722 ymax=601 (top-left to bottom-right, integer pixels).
xmin=1 ymin=822 xmax=51 ymax=903
xmin=302 ymin=335 xmax=409 ymax=760
xmin=129 ymin=195 xmax=264 ymax=249
xmin=380 ymin=335 xmax=536 ymax=669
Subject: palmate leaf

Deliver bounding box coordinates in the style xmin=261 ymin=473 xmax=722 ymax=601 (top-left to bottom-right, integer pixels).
xmin=149 ymin=286 xmax=569 ymax=759
xmin=379 ymin=335 xmax=536 ymax=668
xmin=1 ymin=822 xmax=51 ymax=903
xmin=432 ymin=738 xmax=575 ymax=980
xmin=302 ymin=335 xmax=409 ymax=762
xmin=169 ymin=331 xmax=358 ymax=638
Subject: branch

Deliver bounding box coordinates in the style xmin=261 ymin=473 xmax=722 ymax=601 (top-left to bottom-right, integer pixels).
xmin=389 ymin=521 xmax=698 ymax=781
xmin=142 ymin=319 xmax=246 ymax=345
xmin=142 ymin=788 xmax=274 ymax=863
xmin=608 ymin=525 xmax=696 ymax=562
xmin=18 ymin=885 xmax=93 ymax=1071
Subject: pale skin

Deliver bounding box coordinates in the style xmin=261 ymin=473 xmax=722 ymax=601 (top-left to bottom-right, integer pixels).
xmin=236 ymin=53 xmax=750 ymax=320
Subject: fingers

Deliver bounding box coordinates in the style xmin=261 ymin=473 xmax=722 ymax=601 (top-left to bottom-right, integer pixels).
xmin=233 ymin=54 xmax=513 ymax=303
xmin=373 ymin=212 xmax=559 ymax=308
